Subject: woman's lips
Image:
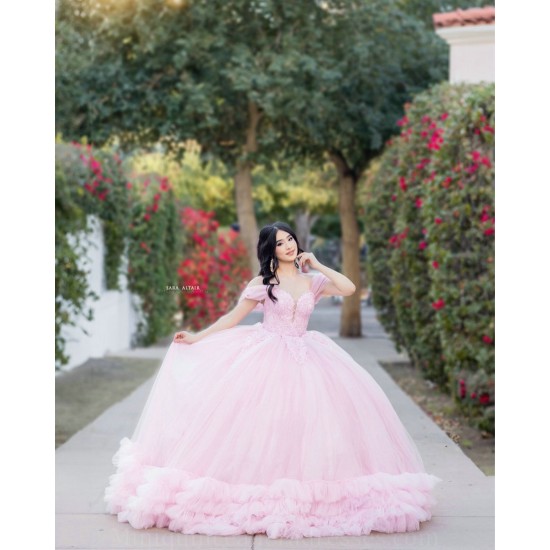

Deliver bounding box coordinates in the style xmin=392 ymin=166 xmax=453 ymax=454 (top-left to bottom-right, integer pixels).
xmin=286 ymin=250 xmax=295 ymax=256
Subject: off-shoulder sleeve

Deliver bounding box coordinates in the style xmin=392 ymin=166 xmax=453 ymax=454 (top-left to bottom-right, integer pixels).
xmin=311 ymin=272 xmax=331 ymax=304
xmin=237 ymin=284 xmax=266 ymax=311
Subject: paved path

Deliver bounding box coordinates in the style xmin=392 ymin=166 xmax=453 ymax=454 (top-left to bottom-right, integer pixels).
xmin=56 ymin=300 xmax=494 ymax=549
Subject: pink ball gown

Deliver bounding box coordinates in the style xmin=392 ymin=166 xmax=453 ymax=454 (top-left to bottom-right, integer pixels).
xmin=104 ymin=272 xmax=441 ymax=539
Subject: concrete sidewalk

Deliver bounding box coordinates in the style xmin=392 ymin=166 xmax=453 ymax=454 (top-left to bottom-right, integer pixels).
xmin=56 ymin=303 xmax=494 ymax=549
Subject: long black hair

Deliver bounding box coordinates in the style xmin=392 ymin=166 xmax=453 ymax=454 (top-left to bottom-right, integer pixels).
xmin=257 ymin=221 xmax=304 ymax=304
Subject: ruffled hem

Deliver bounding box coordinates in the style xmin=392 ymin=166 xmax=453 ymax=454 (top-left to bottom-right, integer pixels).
xmin=104 ymin=438 xmax=441 ymax=539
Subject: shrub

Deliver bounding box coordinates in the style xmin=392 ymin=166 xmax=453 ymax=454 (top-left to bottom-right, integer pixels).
xmin=178 ymin=207 xmax=252 ymax=331
xmin=364 ymin=82 xmax=495 ymax=432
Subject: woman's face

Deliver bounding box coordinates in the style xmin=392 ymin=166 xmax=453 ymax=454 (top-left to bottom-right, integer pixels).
xmin=274 ymin=230 xmax=297 ymax=264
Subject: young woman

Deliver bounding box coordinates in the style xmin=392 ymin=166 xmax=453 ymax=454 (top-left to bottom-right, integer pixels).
xmin=104 ymin=221 xmax=440 ymax=539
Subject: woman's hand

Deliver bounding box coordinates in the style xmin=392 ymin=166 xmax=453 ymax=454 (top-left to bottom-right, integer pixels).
xmin=173 ymin=331 xmax=199 ymax=345
xmin=296 ymin=252 xmax=321 ymax=272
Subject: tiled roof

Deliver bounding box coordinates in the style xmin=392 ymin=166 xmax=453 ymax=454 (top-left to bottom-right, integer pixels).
xmin=433 ymin=6 xmax=495 ymax=29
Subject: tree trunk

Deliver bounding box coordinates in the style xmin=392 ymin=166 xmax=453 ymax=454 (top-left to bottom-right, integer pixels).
xmin=294 ymin=211 xmax=319 ymax=252
xmin=330 ymin=152 xmax=362 ymax=337
xmin=234 ymin=102 xmax=262 ymax=275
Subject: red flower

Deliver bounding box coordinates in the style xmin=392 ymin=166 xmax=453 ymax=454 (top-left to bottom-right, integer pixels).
xmin=442 ymin=177 xmax=452 ymax=189
xmin=472 ymin=150 xmax=481 ymax=162
xmin=153 ymin=193 xmax=161 ymax=202
xmin=98 ymin=191 xmax=108 ymax=201
xmin=152 ymin=203 xmax=159 ymax=213
xmin=435 ymin=217 xmax=442 ymax=224
xmin=479 ymin=393 xmax=491 ymax=406
xmin=399 ymin=177 xmax=407 ymax=191
xmin=391 ymin=194 xmax=397 ymax=202
xmin=482 ymin=125 xmax=495 ymax=134
xmin=397 ymin=115 xmax=409 ymax=127
xmin=482 ymin=335 xmax=493 ymax=344
xmin=484 ymin=227 xmax=495 ymax=236
xmin=432 ymin=298 xmax=445 ymax=310
xmin=126 ymin=182 xmax=132 ymax=189
xmin=432 ymin=261 xmax=439 ymax=269
xmin=481 ymin=156 xmax=492 ymax=168
xmin=144 ymin=213 xmax=151 ymax=222
xmin=440 ymin=112 xmax=449 ymax=121
xmin=160 ymin=179 xmax=170 ymax=192
xmin=418 ymin=241 xmax=427 ymax=250
xmin=421 ymin=115 xmax=431 ymax=124
xmin=420 ymin=130 xmax=429 ymax=138
xmin=471 ymin=392 xmax=477 ymax=399
xmin=415 ymin=198 xmax=423 ymax=208
xmin=466 ymin=163 xmax=479 ymax=174
xmin=480 ymin=211 xmax=490 ymax=223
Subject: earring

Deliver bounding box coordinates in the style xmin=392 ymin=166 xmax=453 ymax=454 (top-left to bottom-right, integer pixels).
xmin=270 ymin=258 xmax=275 ymax=272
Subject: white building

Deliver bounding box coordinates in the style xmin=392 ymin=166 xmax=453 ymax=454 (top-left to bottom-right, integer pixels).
xmin=433 ymin=6 xmax=495 ymax=84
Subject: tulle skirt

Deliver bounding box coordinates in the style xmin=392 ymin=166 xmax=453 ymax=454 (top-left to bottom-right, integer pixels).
xmin=104 ymin=322 xmax=441 ymax=539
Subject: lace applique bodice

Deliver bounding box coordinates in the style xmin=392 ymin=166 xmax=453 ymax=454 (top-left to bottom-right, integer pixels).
xmin=237 ymin=272 xmax=330 ymax=364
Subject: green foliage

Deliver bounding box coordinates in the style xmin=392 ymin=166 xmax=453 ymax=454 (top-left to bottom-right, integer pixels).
xmin=55 ymin=140 xmax=131 ymax=367
xmin=55 ymin=140 xmax=183 ymax=365
xmin=128 ymin=144 xmax=236 ymax=226
xmin=126 ymin=173 xmax=182 ymax=345
xmin=55 ymin=153 xmax=97 ymax=368
xmin=55 ymin=0 xmax=448 ymax=176
xmin=364 ymin=82 xmax=495 ymax=432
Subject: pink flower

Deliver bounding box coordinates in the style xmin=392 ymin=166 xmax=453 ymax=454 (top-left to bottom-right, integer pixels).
xmin=472 ymin=150 xmax=481 ymax=162
xmin=432 ymin=298 xmax=445 ymax=310
xmin=126 ymin=182 xmax=132 ymax=189
xmin=144 ymin=213 xmax=151 ymax=222
xmin=482 ymin=335 xmax=493 ymax=344
xmin=418 ymin=241 xmax=427 ymax=250
xmin=484 ymin=227 xmax=495 ymax=236
xmin=435 ymin=217 xmax=442 ymax=224
xmin=481 ymin=156 xmax=492 ymax=168
xmin=391 ymin=194 xmax=397 ymax=202
xmin=432 ymin=261 xmax=439 ymax=269
xmin=440 ymin=112 xmax=449 ymax=121
xmin=415 ymin=198 xmax=423 ymax=208
xmin=397 ymin=115 xmax=409 ymax=127
xmin=399 ymin=177 xmax=407 ymax=191
xmin=152 ymin=203 xmax=159 ymax=213
xmin=98 ymin=191 xmax=108 ymax=201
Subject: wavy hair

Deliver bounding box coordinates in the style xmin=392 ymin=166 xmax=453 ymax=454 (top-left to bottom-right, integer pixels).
xmin=257 ymin=221 xmax=304 ymax=304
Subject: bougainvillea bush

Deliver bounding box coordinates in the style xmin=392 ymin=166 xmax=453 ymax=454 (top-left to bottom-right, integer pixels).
xmin=364 ymin=82 xmax=495 ymax=432
xmin=125 ymin=173 xmax=182 ymax=346
xmin=55 ymin=140 xmax=182 ymax=364
xmin=55 ymin=141 xmax=131 ymax=367
xmin=178 ymin=207 xmax=252 ymax=332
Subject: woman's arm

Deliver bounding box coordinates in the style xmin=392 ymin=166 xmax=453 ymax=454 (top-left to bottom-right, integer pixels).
xmin=175 ymin=278 xmax=264 ymax=344
xmin=194 ymin=298 xmax=259 ymax=342
xmin=297 ymin=252 xmax=356 ymax=297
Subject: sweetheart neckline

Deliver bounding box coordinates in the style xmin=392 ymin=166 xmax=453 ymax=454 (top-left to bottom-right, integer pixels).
xmin=272 ymin=286 xmax=314 ymax=306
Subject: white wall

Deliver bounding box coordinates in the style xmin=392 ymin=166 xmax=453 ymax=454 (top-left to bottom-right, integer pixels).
xmin=436 ymin=24 xmax=495 ymax=84
xmin=59 ymin=215 xmax=146 ymax=371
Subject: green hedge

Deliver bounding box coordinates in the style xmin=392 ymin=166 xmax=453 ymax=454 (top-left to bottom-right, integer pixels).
xmin=364 ymin=82 xmax=495 ymax=432
xmin=55 ymin=140 xmax=182 ymax=367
